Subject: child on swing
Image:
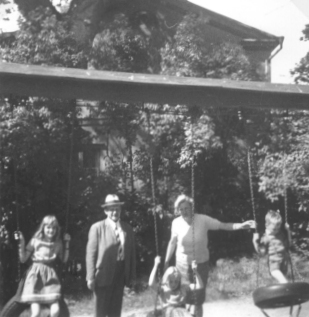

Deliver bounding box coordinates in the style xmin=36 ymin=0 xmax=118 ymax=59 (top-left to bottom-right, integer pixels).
xmin=148 ymin=256 xmax=203 ymax=317
xmin=252 ymin=210 xmax=291 ymax=283
xmin=15 ymin=215 xmax=71 ymax=317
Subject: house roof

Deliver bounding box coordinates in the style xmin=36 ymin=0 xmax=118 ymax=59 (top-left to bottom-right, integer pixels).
xmin=1 ymin=62 xmax=309 ymax=110
xmin=0 ymin=0 xmax=282 ymax=53
xmin=162 ymin=0 xmax=282 ymax=51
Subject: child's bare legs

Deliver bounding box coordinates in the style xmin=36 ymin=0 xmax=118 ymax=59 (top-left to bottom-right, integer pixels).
xmin=50 ymin=301 xmax=60 ymax=317
xmin=30 ymin=303 xmax=40 ymax=317
xmin=271 ymin=269 xmax=288 ymax=283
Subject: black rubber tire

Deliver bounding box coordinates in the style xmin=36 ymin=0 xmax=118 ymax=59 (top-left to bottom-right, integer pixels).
xmin=253 ymin=282 xmax=309 ymax=309
xmin=0 ymin=296 xmax=70 ymax=317
xmin=0 ymin=297 xmax=27 ymax=317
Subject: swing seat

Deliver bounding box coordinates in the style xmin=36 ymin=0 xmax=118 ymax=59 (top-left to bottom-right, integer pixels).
xmin=0 ymin=296 xmax=70 ymax=317
xmin=253 ymin=282 xmax=309 ymax=309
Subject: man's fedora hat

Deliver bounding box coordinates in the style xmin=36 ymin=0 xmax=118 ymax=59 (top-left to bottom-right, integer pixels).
xmin=102 ymin=194 xmax=124 ymax=208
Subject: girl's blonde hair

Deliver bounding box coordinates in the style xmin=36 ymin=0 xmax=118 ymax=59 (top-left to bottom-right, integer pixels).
xmin=174 ymin=194 xmax=193 ymax=216
xmin=162 ymin=266 xmax=181 ymax=290
xmin=33 ymin=215 xmax=61 ymax=242
xmin=265 ymin=210 xmax=282 ymax=227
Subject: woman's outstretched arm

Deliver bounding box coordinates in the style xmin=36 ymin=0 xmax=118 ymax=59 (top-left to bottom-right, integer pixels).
xmin=218 ymin=220 xmax=256 ymax=231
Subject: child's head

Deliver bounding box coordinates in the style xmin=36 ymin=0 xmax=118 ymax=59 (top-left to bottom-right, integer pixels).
xmin=34 ymin=215 xmax=61 ymax=241
xmin=265 ymin=210 xmax=282 ymax=235
xmin=162 ymin=266 xmax=181 ymax=291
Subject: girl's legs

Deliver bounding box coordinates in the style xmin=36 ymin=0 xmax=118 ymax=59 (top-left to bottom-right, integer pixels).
xmin=271 ymin=269 xmax=288 ymax=283
xmin=30 ymin=303 xmax=41 ymax=317
xmin=50 ymin=301 xmax=60 ymax=317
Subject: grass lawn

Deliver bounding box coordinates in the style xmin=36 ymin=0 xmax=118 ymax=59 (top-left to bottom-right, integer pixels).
xmin=65 ymin=254 xmax=309 ymax=316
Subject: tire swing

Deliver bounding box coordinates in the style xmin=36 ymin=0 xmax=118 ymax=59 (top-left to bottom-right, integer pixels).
xmin=248 ymin=151 xmax=309 ymax=317
xmin=0 ymin=113 xmax=75 ymax=317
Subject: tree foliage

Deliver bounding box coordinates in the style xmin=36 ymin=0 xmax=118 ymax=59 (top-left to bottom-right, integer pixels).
xmin=89 ymin=13 xmax=162 ymax=74
xmin=161 ymin=14 xmax=260 ymax=81
xmin=0 ymin=7 xmax=88 ymax=67
xmin=292 ymin=24 xmax=309 ymax=84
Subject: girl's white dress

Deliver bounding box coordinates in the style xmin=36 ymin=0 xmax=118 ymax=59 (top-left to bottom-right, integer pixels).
xmin=20 ymin=238 xmax=63 ymax=304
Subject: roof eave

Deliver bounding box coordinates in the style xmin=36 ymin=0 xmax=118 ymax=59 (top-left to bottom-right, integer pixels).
xmin=165 ymin=0 xmax=281 ymax=41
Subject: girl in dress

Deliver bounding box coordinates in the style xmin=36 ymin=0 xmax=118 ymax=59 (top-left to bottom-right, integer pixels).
xmin=149 ymin=256 xmax=203 ymax=317
xmin=15 ymin=215 xmax=71 ymax=317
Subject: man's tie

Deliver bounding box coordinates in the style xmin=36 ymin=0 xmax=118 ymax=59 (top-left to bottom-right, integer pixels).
xmin=115 ymin=225 xmax=124 ymax=260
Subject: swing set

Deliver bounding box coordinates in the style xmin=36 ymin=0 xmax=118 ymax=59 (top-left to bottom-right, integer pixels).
xmin=2 ymin=62 xmax=309 ymax=317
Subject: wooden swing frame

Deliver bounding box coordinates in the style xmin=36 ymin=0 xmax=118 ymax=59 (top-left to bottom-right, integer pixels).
xmin=2 ymin=62 xmax=309 ymax=110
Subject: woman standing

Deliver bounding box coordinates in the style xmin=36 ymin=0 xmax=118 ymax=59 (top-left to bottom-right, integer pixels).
xmin=164 ymin=194 xmax=255 ymax=317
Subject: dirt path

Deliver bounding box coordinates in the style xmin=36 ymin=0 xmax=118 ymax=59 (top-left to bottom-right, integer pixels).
xmin=75 ymin=296 xmax=309 ymax=317
xmin=121 ymin=297 xmax=309 ymax=317
xmin=202 ymin=296 xmax=309 ymax=317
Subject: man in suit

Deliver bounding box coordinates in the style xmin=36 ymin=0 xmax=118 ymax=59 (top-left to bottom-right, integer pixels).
xmin=86 ymin=194 xmax=136 ymax=317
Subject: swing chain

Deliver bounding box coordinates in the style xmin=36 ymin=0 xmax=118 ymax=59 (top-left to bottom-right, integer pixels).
xmin=146 ymin=110 xmax=162 ymax=315
xmin=283 ymin=154 xmax=288 ymax=225
xmin=65 ymin=111 xmax=74 ymax=234
xmin=190 ymin=118 xmax=198 ymax=316
xmin=146 ymin=111 xmax=160 ymax=257
xmin=191 ymin=134 xmax=196 ymax=265
xmin=283 ymin=155 xmax=306 ymax=282
xmin=13 ymin=160 xmax=21 ymax=282
xmin=150 ymin=156 xmax=159 ymax=256
xmin=247 ymin=150 xmax=257 ymax=230
xmin=247 ymin=149 xmax=262 ymax=288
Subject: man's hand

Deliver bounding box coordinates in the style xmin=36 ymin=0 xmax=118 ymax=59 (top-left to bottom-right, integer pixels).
xmin=87 ymin=280 xmax=95 ymax=291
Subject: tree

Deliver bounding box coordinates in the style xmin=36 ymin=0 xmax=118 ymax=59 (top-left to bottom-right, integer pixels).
xmin=0 ymin=6 xmax=88 ymax=67
xmin=292 ymin=24 xmax=309 ymax=84
xmin=161 ymin=14 xmax=260 ymax=81
xmin=158 ymin=14 xmax=262 ymax=213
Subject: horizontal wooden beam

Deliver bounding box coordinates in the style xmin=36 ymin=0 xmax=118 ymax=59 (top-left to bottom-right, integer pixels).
xmin=1 ymin=62 xmax=309 ymax=110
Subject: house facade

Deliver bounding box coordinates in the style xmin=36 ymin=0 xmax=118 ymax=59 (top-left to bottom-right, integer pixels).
xmin=0 ymin=0 xmax=283 ymax=184
xmin=70 ymin=0 xmax=283 ymax=81
xmin=75 ymin=0 xmax=283 ymax=180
